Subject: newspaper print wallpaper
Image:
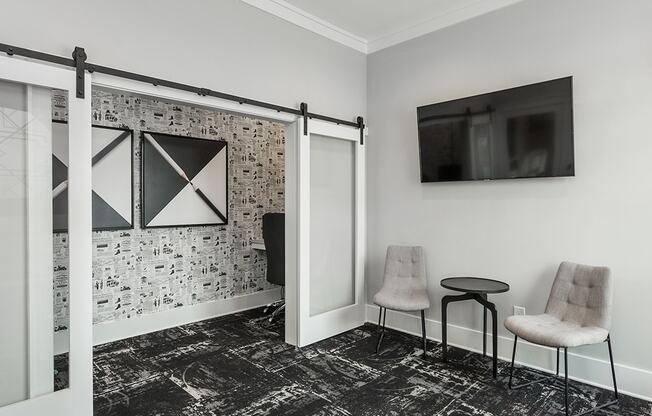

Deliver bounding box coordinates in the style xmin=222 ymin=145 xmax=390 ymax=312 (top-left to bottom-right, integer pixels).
xmin=53 ymin=88 xmax=285 ymax=330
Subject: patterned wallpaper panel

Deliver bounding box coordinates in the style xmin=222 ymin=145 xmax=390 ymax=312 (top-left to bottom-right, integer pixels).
xmin=53 ymin=88 xmax=285 ymax=330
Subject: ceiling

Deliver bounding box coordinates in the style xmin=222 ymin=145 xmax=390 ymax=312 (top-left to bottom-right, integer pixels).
xmin=242 ymin=0 xmax=524 ymax=54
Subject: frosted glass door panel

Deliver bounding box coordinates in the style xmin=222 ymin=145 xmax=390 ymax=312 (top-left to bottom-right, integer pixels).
xmin=0 ymin=79 xmax=28 ymax=407
xmin=0 ymin=79 xmax=68 ymax=408
xmin=309 ymin=134 xmax=355 ymax=316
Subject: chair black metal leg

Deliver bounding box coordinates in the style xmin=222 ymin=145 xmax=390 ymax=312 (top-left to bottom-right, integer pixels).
xmin=420 ymin=310 xmax=427 ymax=357
xmin=376 ymin=307 xmax=383 ymax=353
xmin=607 ymin=336 xmax=619 ymax=400
xmin=508 ymin=333 xmax=557 ymax=390
xmin=564 ymin=347 xmax=569 ymax=416
xmin=268 ymin=303 xmax=285 ymax=323
xmin=573 ymin=337 xmax=619 ymax=415
xmin=509 ymin=338 xmax=618 ymax=416
xmin=376 ymin=307 xmax=387 ymax=354
xmin=263 ymin=300 xmax=282 ymax=314
xmin=483 ymin=306 xmax=487 ymax=356
xmin=509 ymin=335 xmax=518 ymax=389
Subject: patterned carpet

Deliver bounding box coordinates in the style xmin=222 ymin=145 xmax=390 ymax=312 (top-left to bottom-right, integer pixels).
xmin=85 ymin=308 xmax=650 ymax=415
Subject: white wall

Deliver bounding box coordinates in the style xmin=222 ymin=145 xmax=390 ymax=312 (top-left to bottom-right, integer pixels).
xmin=0 ymin=0 xmax=366 ymax=122
xmin=367 ymin=0 xmax=652 ymax=398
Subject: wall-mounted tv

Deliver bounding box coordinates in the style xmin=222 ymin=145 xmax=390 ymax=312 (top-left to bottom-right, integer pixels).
xmin=417 ymin=77 xmax=574 ymax=183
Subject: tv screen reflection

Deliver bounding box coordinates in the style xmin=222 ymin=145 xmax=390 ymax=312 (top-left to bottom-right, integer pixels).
xmin=417 ymin=77 xmax=574 ymax=183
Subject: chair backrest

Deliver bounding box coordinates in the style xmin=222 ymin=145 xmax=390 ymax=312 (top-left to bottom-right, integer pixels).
xmin=545 ymin=261 xmax=613 ymax=330
xmin=383 ymin=245 xmax=427 ymax=288
xmin=263 ymin=213 xmax=285 ymax=287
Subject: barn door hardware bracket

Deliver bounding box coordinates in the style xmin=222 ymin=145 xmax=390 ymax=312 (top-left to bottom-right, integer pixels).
xmin=72 ymin=46 xmax=87 ymax=98
xmin=357 ymin=116 xmax=365 ymax=145
xmin=300 ymin=102 xmax=308 ymax=135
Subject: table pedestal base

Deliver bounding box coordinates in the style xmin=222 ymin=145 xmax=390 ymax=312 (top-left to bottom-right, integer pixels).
xmin=441 ymin=292 xmax=498 ymax=378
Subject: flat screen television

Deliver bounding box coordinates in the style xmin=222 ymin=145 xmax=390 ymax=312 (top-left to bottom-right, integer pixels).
xmin=417 ymin=77 xmax=574 ymax=183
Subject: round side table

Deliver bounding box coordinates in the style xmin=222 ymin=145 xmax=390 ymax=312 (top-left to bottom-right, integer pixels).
xmin=440 ymin=277 xmax=510 ymax=378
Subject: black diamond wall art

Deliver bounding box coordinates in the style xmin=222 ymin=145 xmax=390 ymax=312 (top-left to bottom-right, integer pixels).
xmin=141 ymin=132 xmax=228 ymax=228
xmin=53 ymin=122 xmax=134 ymax=231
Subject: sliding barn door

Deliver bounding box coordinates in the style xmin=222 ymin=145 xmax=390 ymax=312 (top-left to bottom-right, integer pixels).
xmin=295 ymin=118 xmax=366 ymax=347
xmin=0 ymin=56 xmax=92 ymax=415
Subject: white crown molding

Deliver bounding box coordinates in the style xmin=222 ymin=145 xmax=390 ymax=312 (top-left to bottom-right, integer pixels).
xmin=240 ymin=0 xmax=368 ymax=53
xmin=241 ymin=0 xmax=525 ymax=55
xmin=367 ymin=0 xmax=525 ymax=53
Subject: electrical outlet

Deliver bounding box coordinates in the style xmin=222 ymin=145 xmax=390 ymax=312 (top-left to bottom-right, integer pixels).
xmin=513 ymin=306 xmax=526 ymax=316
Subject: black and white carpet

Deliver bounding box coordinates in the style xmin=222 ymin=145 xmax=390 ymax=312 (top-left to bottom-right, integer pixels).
xmin=84 ymin=308 xmax=649 ymax=415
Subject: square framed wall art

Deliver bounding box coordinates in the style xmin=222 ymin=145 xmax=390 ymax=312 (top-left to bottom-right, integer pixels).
xmin=52 ymin=122 xmax=134 ymax=231
xmin=141 ymin=132 xmax=228 ymax=228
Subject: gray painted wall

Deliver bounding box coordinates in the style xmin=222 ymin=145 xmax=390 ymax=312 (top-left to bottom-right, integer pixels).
xmin=0 ymin=0 xmax=366 ymax=122
xmin=367 ymin=0 xmax=652 ymax=374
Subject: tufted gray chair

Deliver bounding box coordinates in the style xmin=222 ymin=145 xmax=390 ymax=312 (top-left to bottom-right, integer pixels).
xmin=373 ymin=246 xmax=430 ymax=357
xmin=504 ymin=261 xmax=618 ymax=416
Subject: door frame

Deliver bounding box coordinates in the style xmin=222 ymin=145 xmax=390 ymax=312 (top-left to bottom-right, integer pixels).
xmin=91 ymin=72 xmax=302 ymax=345
xmin=90 ymin=74 xmax=369 ymax=348
xmin=0 ymin=55 xmax=93 ymax=415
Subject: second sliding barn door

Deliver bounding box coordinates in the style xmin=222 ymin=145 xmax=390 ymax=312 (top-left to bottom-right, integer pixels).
xmin=295 ymin=118 xmax=366 ymax=347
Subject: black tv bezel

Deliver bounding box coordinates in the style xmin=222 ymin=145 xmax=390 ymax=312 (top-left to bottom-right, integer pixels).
xmin=416 ymin=76 xmax=575 ymax=183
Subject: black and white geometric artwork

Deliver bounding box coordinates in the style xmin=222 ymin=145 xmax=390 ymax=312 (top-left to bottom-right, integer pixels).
xmin=51 ymin=89 xmax=285 ymax=330
xmin=141 ymin=132 xmax=228 ymax=228
xmin=52 ymin=122 xmax=133 ymax=231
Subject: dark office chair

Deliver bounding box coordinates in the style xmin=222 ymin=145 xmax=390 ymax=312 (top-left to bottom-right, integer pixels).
xmin=262 ymin=213 xmax=285 ymax=323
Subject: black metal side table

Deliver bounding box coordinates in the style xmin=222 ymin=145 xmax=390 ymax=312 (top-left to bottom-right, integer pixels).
xmin=440 ymin=277 xmax=510 ymax=378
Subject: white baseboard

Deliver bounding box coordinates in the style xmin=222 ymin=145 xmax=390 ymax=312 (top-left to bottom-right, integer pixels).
xmin=365 ymin=304 xmax=652 ymax=402
xmin=54 ymin=288 xmax=281 ymax=354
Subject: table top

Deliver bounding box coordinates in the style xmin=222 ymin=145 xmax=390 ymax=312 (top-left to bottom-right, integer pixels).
xmin=440 ymin=277 xmax=510 ymax=294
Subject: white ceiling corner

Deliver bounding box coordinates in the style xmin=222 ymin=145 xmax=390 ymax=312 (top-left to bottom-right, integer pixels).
xmin=241 ymin=0 xmax=525 ymax=54
xmin=366 ymin=0 xmax=525 ymax=53
xmin=240 ymin=0 xmax=368 ymax=53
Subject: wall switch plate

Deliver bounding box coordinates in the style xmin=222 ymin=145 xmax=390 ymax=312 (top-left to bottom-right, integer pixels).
xmin=513 ymin=306 xmax=526 ymax=316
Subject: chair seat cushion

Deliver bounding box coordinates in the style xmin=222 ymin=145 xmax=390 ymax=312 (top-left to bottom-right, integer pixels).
xmin=504 ymin=314 xmax=609 ymax=348
xmin=373 ymin=285 xmax=430 ymax=312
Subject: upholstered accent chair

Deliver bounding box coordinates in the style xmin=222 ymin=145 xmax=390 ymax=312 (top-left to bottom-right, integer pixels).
xmin=504 ymin=261 xmax=618 ymax=416
xmin=373 ymin=246 xmax=430 ymax=356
